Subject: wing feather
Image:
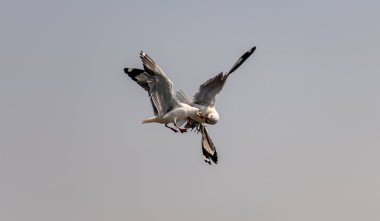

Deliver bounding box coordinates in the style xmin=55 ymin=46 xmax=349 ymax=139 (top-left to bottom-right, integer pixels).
xmin=192 ymin=72 xmax=226 ymax=106
xmin=175 ymin=89 xmax=192 ymax=105
xmin=139 ymin=51 xmax=180 ymax=116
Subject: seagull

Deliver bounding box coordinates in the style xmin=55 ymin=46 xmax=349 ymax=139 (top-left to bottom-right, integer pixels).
xmin=178 ymin=46 xmax=256 ymax=130
xmin=124 ymin=47 xmax=256 ymax=164
xmin=125 ymin=51 xmax=205 ymax=133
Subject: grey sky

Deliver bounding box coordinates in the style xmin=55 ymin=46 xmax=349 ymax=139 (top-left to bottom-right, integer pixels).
xmin=1 ymin=0 xmax=379 ymax=220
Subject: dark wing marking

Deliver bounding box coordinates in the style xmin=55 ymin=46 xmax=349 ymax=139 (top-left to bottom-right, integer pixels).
xmin=124 ymin=68 xmax=158 ymax=116
xmin=200 ymin=124 xmax=218 ymax=164
xmin=124 ymin=68 xmax=149 ymax=92
xmin=226 ymin=46 xmax=256 ymax=76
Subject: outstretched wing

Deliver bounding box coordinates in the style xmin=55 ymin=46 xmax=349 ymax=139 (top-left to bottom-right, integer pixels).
xmin=200 ymin=124 xmax=218 ymax=164
xmin=192 ymin=46 xmax=256 ymax=107
xmin=139 ymin=51 xmax=180 ymax=117
xmin=124 ymin=68 xmax=158 ymax=116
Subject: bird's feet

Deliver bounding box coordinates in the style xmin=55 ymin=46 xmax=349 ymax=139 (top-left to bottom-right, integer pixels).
xmin=173 ymin=122 xmax=187 ymax=133
xmin=171 ymin=128 xmax=179 ymax=133
xmin=178 ymin=128 xmax=187 ymax=133
xmin=165 ymin=124 xmax=179 ymax=133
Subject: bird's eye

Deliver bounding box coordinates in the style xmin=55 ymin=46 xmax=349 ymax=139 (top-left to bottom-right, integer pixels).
xmin=197 ymin=111 xmax=205 ymax=118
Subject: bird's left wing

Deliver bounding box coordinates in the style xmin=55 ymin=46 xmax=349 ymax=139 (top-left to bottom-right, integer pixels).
xmin=192 ymin=72 xmax=225 ymax=107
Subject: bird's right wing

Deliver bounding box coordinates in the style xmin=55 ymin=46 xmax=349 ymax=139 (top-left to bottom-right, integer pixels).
xmin=139 ymin=51 xmax=180 ymax=116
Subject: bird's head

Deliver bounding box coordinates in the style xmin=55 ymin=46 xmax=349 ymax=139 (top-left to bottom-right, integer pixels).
xmin=205 ymin=112 xmax=219 ymax=125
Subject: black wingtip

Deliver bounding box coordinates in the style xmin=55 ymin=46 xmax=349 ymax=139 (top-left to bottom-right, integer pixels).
xmin=124 ymin=67 xmax=144 ymax=74
xmin=202 ymin=147 xmax=218 ymax=165
xmin=123 ymin=68 xmax=145 ymax=81
xmin=226 ymin=46 xmax=256 ymax=76
xmin=210 ymin=152 xmax=218 ymax=164
xmin=247 ymin=46 xmax=256 ymax=56
xmin=203 ymin=155 xmax=218 ymax=165
xmin=123 ymin=68 xmax=130 ymax=73
xmin=204 ymin=158 xmax=211 ymax=165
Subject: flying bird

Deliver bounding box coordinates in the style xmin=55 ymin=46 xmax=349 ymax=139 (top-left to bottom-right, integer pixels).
xmin=124 ymin=47 xmax=256 ymax=164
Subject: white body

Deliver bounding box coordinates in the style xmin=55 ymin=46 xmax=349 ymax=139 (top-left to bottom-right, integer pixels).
xmin=141 ymin=103 xmax=204 ymax=124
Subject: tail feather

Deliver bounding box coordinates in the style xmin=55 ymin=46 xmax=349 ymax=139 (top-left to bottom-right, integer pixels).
xmin=141 ymin=117 xmax=159 ymax=124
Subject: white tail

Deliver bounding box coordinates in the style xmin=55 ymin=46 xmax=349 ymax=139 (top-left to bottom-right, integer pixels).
xmin=140 ymin=117 xmax=159 ymax=124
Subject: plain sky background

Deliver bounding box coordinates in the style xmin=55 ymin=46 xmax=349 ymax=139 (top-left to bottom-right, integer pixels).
xmin=1 ymin=0 xmax=379 ymax=220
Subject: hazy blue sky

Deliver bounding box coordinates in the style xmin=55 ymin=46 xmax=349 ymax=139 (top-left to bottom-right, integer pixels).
xmin=1 ymin=0 xmax=380 ymax=220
